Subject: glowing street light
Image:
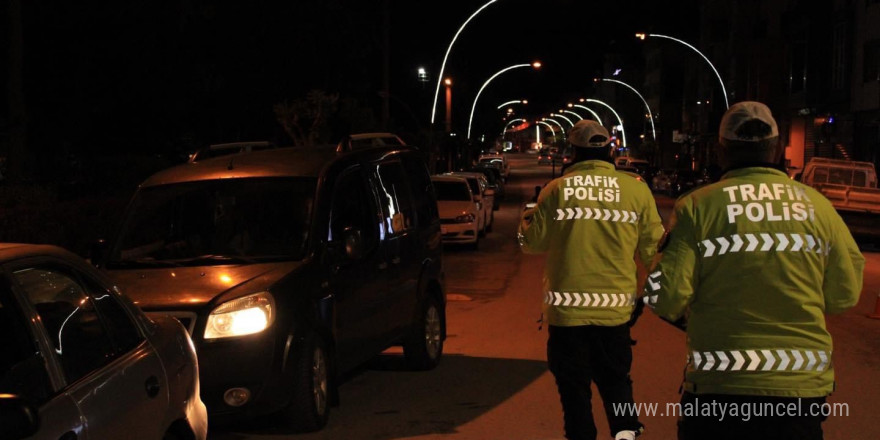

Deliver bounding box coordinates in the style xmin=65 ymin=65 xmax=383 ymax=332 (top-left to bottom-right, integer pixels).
xmin=636 ymin=32 xmax=729 ymax=109
xmin=550 ymin=113 xmax=574 ymax=128
xmin=595 ymin=78 xmax=656 ymax=141
xmin=497 ymin=99 xmax=528 ymax=109
xmin=431 ymin=0 xmax=502 ymax=125
xmin=570 ymin=103 xmax=603 ymax=125
xmin=535 ymin=120 xmax=556 ymax=138
xmin=502 ymin=118 xmax=526 ymax=135
xmin=562 ymin=110 xmax=583 ymax=121
xmin=467 ymin=62 xmax=541 ymax=139
xmin=542 ymin=117 xmax=566 ymax=136
xmin=584 ymin=99 xmax=626 ymax=147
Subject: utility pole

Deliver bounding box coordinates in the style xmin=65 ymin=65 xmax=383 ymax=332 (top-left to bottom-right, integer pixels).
xmin=381 ymin=0 xmax=390 ymax=130
xmin=7 ymin=0 xmax=28 ymax=182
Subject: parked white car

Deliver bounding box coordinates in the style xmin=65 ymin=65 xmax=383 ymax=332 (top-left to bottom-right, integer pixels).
xmin=431 ymin=175 xmax=481 ymax=249
xmin=446 ymin=171 xmax=495 ymax=234
xmin=0 ymin=244 xmax=207 ymax=440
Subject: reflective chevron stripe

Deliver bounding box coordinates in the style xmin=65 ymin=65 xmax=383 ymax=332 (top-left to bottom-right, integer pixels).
xmin=545 ymin=292 xmax=635 ymax=307
xmin=555 ymin=207 xmax=639 ymax=223
xmin=700 ymin=233 xmax=830 ymax=257
xmin=642 ymin=270 xmax=662 ymax=307
xmin=690 ymin=349 xmax=831 ymax=372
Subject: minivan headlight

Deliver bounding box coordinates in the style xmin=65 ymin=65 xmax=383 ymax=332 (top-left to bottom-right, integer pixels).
xmin=205 ymin=292 xmax=274 ymax=339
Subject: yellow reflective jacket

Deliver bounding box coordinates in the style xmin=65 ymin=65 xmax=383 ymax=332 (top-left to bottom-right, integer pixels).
xmin=646 ymin=166 xmax=864 ymax=397
xmin=518 ymin=160 xmax=665 ymax=327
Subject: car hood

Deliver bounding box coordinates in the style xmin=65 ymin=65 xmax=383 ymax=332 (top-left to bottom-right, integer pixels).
xmin=105 ymin=261 xmax=304 ymax=310
xmin=437 ymin=200 xmax=475 ymax=219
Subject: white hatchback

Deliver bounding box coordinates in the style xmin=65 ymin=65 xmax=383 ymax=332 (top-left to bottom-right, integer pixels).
xmin=431 ymin=175 xmax=481 ymax=249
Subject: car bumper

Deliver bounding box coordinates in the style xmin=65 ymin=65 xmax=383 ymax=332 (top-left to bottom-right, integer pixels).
xmin=194 ymin=330 xmax=290 ymax=421
xmin=440 ymin=222 xmax=478 ymax=243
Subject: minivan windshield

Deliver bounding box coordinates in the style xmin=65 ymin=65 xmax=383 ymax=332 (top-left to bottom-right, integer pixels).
xmin=107 ymin=177 xmax=315 ymax=267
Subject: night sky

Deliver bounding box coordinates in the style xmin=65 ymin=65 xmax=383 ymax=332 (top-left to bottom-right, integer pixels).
xmin=4 ymin=0 xmax=698 ymax=160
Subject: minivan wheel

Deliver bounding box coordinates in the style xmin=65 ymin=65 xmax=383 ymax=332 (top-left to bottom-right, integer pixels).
xmin=284 ymin=333 xmax=330 ymax=432
xmin=403 ymin=295 xmax=444 ymax=370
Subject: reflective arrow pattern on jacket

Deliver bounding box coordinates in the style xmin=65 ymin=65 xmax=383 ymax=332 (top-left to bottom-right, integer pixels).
xmin=555 ymin=207 xmax=639 ymax=223
xmin=690 ymin=349 xmax=830 ymax=372
xmin=699 ymin=233 xmax=830 ymax=257
xmin=545 ymin=292 xmax=635 ymax=307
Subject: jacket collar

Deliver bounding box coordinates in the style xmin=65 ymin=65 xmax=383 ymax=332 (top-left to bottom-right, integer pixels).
xmin=563 ymin=160 xmax=615 ymax=175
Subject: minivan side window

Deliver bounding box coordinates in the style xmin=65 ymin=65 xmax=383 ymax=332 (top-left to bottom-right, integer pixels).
xmin=330 ymin=169 xmax=379 ymax=256
xmin=376 ymin=161 xmax=416 ymax=235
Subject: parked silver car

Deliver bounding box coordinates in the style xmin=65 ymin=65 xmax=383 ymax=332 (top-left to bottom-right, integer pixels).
xmin=0 ymin=244 xmax=207 ymax=440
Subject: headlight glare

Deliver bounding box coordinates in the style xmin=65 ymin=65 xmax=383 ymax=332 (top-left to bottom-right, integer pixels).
xmin=204 ymin=292 xmax=274 ymax=339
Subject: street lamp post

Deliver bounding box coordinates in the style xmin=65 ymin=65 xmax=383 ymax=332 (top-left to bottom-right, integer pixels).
xmin=636 ymin=32 xmax=729 ymax=109
xmin=536 ymin=120 xmax=556 ymax=139
xmin=496 ymin=99 xmax=528 ymax=109
xmin=444 ymin=78 xmax=453 ymax=133
xmin=584 ymin=99 xmax=626 ymax=148
xmin=562 ymin=110 xmax=583 ymax=121
xmin=467 ymin=62 xmax=541 ymax=139
xmin=431 ymin=0 xmax=502 ymax=125
xmin=550 ymin=113 xmax=574 ymax=128
xmin=502 ymin=118 xmax=526 ymax=135
xmin=570 ymin=103 xmax=603 ymax=125
xmin=595 ymin=78 xmax=657 ymax=140
xmin=542 ymin=117 xmax=566 ymax=137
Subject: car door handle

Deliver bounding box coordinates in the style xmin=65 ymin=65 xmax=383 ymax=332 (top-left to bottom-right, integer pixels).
xmin=391 ymin=257 xmax=401 ymax=265
xmin=145 ymin=375 xmax=160 ymax=398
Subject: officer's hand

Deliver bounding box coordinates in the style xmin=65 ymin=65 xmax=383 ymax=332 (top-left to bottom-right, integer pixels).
xmin=520 ymin=203 xmax=537 ymax=226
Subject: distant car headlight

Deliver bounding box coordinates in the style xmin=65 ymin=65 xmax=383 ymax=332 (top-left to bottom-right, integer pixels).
xmin=455 ymin=213 xmax=476 ymax=223
xmin=205 ymin=292 xmax=274 ymax=339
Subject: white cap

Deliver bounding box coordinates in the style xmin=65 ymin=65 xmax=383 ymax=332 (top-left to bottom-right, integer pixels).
xmin=719 ymin=101 xmax=779 ymax=142
xmin=569 ymin=119 xmax=610 ymax=148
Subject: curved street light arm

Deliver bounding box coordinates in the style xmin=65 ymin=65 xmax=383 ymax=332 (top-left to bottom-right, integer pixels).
xmin=467 ymin=63 xmax=532 ymax=139
xmin=648 ymin=33 xmax=729 ymax=109
xmin=572 ymin=104 xmax=603 ymax=125
xmin=597 ymin=78 xmax=656 ymax=141
xmin=551 ymin=113 xmax=575 ymax=128
xmin=542 ymin=118 xmax=566 ymax=136
xmin=562 ymin=110 xmax=583 ymax=121
xmin=497 ymin=99 xmax=523 ymax=109
xmin=502 ymin=118 xmax=526 ymax=135
xmin=535 ymin=121 xmax=556 ymax=138
xmin=585 ymin=99 xmax=626 ymax=148
xmin=431 ymin=0 xmax=501 ymax=124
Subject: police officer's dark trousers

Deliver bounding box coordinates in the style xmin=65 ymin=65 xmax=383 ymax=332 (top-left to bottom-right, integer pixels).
xmin=547 ymin=324 xmax=642 ymax=440
xmin=677 ymin=392 xmax=826 ymax=440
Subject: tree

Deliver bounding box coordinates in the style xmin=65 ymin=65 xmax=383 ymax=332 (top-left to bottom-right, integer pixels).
xmin=273 ymin=90 xmax=339 ymax=147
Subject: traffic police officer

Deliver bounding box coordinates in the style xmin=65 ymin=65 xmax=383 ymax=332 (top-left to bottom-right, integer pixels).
xmin=644 ymin=101 xmax=864 ymax=439
xmin=519 ymin=119 xmax=664 ymax=440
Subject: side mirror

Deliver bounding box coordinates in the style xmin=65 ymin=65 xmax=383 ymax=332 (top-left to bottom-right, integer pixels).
xmin=0 ymin=395 xmax=40 ymax=440
xmin=343 ymin=228 xmax=364 ymax=260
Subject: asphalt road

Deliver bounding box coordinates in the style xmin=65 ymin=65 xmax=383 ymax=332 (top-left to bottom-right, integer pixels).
xmin=210 ymin=153 xmax=880 ymax=440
